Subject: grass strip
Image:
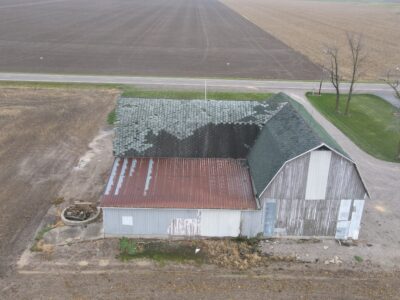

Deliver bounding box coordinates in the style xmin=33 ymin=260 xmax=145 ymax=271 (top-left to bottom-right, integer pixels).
xmin=307 ymin=93 xmax=399 ymax=162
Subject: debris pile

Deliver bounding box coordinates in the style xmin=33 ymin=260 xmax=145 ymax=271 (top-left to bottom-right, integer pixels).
xmin=64 ymin=202 xmax=98 ymax=221
xmin=324 ymin=256 xmax=343 ymax=265
xmin=203 ymin=239 xmax=264 ymax=269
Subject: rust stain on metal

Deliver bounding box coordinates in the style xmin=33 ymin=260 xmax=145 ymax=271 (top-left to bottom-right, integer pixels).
xmin=101 ymin=158 xmax=256 ymax=209
xmin=167 ymin=218 xmax=200 ymax=236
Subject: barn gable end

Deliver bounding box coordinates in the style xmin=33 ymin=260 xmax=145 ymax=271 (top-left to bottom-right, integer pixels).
xmin=260 ymin=148 xmax=369 ymax=238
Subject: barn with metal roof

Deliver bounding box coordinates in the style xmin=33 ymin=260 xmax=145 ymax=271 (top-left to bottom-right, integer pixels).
xmin=101 ymin=93 xmax=369 ymax=239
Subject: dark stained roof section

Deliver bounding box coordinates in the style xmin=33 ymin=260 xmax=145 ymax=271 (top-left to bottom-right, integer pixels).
xmin=123 ymin=123 xmax=262 ymax=158
xmin=113 ymin=98 xmax=285 ymax=158
xmin=247 ymin=93 xmax=348 ymax=196
xmin=100 ymin=157 xmax=257 ymax=210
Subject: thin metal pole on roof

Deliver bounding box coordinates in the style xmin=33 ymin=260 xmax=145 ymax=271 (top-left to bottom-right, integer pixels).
xmin=205 ymin=79 xmax=207 ymax=101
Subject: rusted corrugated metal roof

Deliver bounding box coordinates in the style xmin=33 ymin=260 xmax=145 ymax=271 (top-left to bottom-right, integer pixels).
xmin=100 ymin=158 xmax=257 ymax=209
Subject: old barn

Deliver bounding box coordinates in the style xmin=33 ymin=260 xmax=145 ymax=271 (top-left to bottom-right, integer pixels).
xmin=100 ymin=93 xmax=369 ymax=240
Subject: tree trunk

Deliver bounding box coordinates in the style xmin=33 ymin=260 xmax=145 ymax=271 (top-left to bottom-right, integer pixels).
xmin=397 ymin=139 xmax=400 ymax=161
xmin=391 ymin=86 xmax=400 ymax=99
xmin=335 ymin=89 xmax=340 ymax=113
xmin=345 ymin=78 xmax=355 ymax=116
xmin=345 ymin=89 xmax=353 ymax=115
xmin=318 ymin=79 xmax=323 ymax=95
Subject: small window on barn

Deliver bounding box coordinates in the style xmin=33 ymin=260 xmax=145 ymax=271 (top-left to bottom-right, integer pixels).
xmin=122 ymin=216 xmax=133 ymax=226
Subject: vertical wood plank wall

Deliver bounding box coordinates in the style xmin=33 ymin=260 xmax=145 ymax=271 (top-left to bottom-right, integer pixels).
xmin=261 ymin=150 xmax=368 ymax=237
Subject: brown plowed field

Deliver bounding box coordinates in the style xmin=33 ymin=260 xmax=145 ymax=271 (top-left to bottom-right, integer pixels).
xmin=0 ymin=87 xmax=117 ymax=276
xmin=221 ymin=0 xmax=400 ymax=80
xmin=1 ymin=266 xmax=400 ymax=299
xmin=0 ymin=0 xmax=320 ymax=79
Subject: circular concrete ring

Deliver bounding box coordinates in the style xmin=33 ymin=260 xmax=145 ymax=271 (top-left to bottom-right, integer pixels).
xmin=61 ymin=207 xmax=101 ymax=226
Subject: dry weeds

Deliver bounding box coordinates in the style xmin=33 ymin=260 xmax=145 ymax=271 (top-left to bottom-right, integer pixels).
xmin=34 ymin=240 xmax=54 ymax=254
xmin=221 ymin=0 xmax=400 ymax=80
xmin=203 ymin=239 xmax=265 ymax=269
xmin=200 ymin=239 xmax=296 ymax=269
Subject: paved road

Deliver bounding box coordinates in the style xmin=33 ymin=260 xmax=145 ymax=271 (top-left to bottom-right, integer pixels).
xmin=0 ymin=72 xmax=394 ymax=92
xmin=0 ymin=72 xmax=399 ymax=107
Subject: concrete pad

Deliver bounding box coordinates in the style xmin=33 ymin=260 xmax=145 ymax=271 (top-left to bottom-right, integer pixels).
xmin=43 ymin=223 xmax=104 ymax=245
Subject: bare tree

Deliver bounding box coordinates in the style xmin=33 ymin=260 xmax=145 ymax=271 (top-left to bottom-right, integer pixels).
xmin=345 ymin=32 xmax=366 ymax=115
xmin=395 ymin=110 xmax=400 ymax=161
xmin=324 ymin=46 xmax=341 ymax=113
xmin=383 ymin=68 xmax=400 ymax=160
xmin=387 ymin=105 xmax=400 ymax=160
xmin=383 ymin=67 xmax=400 ymax=99
xmin=317 ymin=64 xmax=327 ymax=96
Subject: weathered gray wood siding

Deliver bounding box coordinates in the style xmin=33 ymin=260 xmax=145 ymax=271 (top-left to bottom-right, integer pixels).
xmin=325 ymin=153 xmax=367 ymax=200
xmin=263 ymin=153 xmax=309 ymax=200
xmin=260 ymin=150 xmax=368 ymax=237
xmin=274 ymin=199 xmax=340 ymax=236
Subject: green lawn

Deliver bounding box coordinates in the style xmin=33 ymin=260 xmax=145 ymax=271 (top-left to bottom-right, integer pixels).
xmin=121 ymin=86 xmax=272 ymax=101
xmin=307 ymin=93 xmax=400 ymax=162
xmin=0 ymin=81 xmax=272 ymax=101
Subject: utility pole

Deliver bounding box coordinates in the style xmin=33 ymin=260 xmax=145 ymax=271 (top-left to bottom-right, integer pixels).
xmin=205 ymin=79 xmax=207 ymax=101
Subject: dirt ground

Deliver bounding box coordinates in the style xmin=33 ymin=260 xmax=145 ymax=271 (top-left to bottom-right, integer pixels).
xmin=1 ymin=266 xmax=398 ymax=299
xmin=1 ymin=86 xmax=400 ymax=297
xmin=221 ymin=0 xmax=400 ymax=80
xmin=0 ymin=0 xmax=320 ymax=79
xmin=2 ymin=238 xmax=398 ymax=299
xmin=4 ymin=108 xmax=397 ymax=299
xmin=0 ymin=87 xmax=118 ymax=276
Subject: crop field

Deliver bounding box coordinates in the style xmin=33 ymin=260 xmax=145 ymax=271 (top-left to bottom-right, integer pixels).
xmin=0 ymin=0 xmax=320 ymax=80
xmin=221 ymin=0 xmax=400 ymax=80
xmin=0 ymin=87 xmax=117 ymax=275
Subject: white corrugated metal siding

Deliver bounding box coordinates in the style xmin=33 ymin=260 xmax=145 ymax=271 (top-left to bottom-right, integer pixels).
xmin=103 ymin=208 xmax=198 ymax=236
xmin=103 ymin=208 xmax=258 ymax=237
xmin=199 ymin=210 xmax=241 ymax=237
xmin=241 ymin=210 xmax=263 ymax=237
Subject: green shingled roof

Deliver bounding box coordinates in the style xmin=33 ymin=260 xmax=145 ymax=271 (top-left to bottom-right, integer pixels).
xmin=247 ymin=93 xmax=348 ymax=196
